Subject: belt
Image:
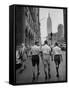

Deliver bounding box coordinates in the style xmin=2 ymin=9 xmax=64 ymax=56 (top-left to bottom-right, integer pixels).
xmin=43 ymin=53 xmax=50 ymax=55
xmin=32 ymin=54 xmax=38 ymax=56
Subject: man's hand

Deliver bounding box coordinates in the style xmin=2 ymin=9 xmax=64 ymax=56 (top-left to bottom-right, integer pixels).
xmin=61 ymin=55 xmax=63 ymax=62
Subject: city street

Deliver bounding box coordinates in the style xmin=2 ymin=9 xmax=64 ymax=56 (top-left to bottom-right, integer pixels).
xmin=16 ymin=51 xmax=66 ymax=84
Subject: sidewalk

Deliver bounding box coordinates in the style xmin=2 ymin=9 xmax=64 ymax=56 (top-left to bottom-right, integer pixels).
xmin=16 ymin=51 xmax=66 ymax=84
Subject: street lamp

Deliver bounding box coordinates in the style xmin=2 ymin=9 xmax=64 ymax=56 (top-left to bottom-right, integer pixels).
xmin=50 ymin=32 xmax=52 ymax=45
xmin=50 ymin=32 xmax=53 ymax=61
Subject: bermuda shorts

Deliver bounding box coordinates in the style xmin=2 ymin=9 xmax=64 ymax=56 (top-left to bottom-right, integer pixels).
xmin=43 ymin=54 xmax=50 ymax=66
xmin=32 ymin=55 xmax=39 ymax=66
xmin=54 ymin=55 xmax=61 ymax=65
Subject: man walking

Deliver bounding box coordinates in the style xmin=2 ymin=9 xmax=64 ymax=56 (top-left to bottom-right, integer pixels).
xmin=41 ymin=40 xmax=51 ymax=80
xmin=52 ymin=42 xmax=63 ymax=78
xmin=31 ymin=41 xmax=40 ymax=81
xmin=18 ymin=43 xmax=27 ymax=73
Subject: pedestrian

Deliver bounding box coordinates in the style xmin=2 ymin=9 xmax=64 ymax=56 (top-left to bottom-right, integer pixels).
xmin=18 ymin=43 xmax=27 ymax=73
xmin=52 ymin=42 xmax=63 ymax=78
xmin=16 ymin=48 xmax=22 ymax=69
xmin=30 ymin=41 xmax=40 ymax=81
xmin=41 ymin=40 xmax=51 ymax=80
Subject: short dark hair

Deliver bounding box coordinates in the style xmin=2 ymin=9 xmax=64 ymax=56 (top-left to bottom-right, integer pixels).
xmin=44 ymin=40 xmax=48 ymax=44
xmin=55 ymin=42 xmax=58 ymax=46
xmin=35 ymin=41 xmax=38 ymax=45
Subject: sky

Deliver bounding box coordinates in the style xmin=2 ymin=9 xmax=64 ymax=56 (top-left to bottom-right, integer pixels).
xmin=39 ymin=8 xmax=63 ymax=44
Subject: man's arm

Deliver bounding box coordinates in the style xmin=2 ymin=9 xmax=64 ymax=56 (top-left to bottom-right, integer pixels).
xmin=39 ymin=47 xmax=43 ymax=60
xmin=60 ymin=48 xmax=63 ymax=62
xmin=30 ymin=47 xmax=32 ymax=56
xmin=51 ymin=48 xmax=54 ymax=61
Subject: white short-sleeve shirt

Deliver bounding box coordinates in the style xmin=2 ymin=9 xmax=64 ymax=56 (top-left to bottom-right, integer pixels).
xmin=31 ymin=45 xmax=40 ymax=55
xmin=53 ymin=46 xmax=62 ymax=55
xmin=41 ymin=44 xmax=51 ymax=54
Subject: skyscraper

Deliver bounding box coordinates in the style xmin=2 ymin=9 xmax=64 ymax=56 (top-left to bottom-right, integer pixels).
xmin=47 ymin=13 xmax=52 ymax=35
xmin=46 ymin=13 xmax=52 ymax=45
xmin=57 ymin=24 xmax=64 ymax=43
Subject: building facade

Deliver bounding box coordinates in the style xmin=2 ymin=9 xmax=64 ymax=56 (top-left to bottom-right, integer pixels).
xmin=25 ymin=7 xmax=40 ymax=47
xmin=16 ymin=6 xmax=40 ymax=47
xmin=16 ymin=6 xmax=25 ymax=46
xmin=57 ymin=24 xmax=64 ymax=43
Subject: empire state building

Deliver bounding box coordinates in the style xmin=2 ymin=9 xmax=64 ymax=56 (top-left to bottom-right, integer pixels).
xmin=47 ymin=13 xmax=52 ymax=35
